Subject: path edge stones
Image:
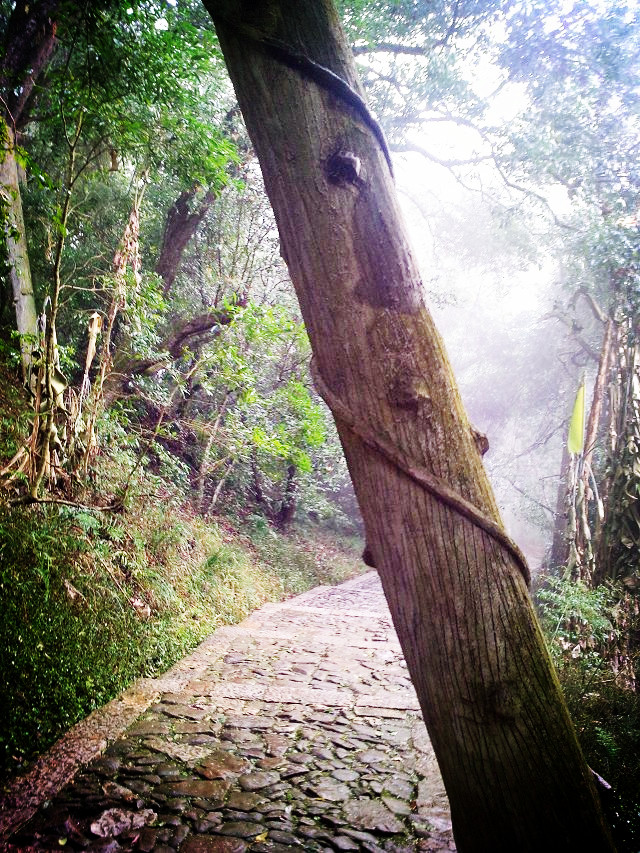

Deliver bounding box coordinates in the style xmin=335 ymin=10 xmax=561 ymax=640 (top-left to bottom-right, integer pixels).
xmin=0 ymin=621 xmax=256 ymax=842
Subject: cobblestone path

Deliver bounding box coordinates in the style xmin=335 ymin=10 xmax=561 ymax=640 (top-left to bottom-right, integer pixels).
xmin=2 ymin=572 xmax=454 ymax=853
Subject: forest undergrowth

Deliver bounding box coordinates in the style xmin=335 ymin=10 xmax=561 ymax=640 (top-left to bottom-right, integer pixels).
xmin=534 ymin=576 xmax=640 ymax=847
xmin=0 ymin=364 xmax=364 ymax=781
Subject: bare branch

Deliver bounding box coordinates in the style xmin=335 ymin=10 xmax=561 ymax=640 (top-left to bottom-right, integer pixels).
xmin=352 ymin=42 xmax=426 ymax=57
xmin=500 ymin=476 xmax=555 ymax=517
xmin=391 ymin=141 xmax=492 ymax=168
xmin=545 ymin=311 xmax=600 ymax=362
xmin=570 ymin=286 xmax=608 ymax=325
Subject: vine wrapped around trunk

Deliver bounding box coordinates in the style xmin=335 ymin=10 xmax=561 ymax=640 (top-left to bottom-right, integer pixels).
xmin=204 ymin=1 xmax=616 ymax=849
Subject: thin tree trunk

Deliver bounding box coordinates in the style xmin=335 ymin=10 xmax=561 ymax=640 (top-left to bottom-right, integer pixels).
xmin=275 ymin=462 xmax=298 ymax=530
xmin=250 ymin=447 xmax=265 ymax=508
xmin=0 ymin=119 xmax=38 ymax=385
xmin=208 ymin=457 xmax=235 ymax=512
xmin=31 ymin=112 xmax=82 ymax=497
xmin=549 ymin=439 xmax=571 ymax=570
xmin=205 ymin=2 xmax=616 ymax=849
xmin=583 ymin=316 xmax=613 ymax=483
xmin=196 ymin=393 xmax=230 ymax=512
xmin=571 ymin=316 xmax=614 ymax=582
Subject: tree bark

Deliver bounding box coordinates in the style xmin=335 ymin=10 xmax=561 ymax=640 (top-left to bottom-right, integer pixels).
xmin=275 ymin=462 xmax=298 ymax=530
xmin=0 ymin=119 xmax=38 ymax=385
xmin=204 ymin=2 xmax=616 ymax=850
xmin=549 ymin=439 xmax=571 ymax=570
xmin=583 ymin=316 xmax=613 ymax=483
xmin=0 ymin=0 xmax=59 ymax=128
xmin=156 ymin=186 xmax=216 ymax=296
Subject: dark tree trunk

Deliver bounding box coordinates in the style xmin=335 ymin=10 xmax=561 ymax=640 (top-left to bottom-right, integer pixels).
xmin=250 ymin=448 xmax=265 ymax=508
xmin=156 ymin=186 xmax=216 ymax=295
xmin=1 ymin=0 xmax=59 ymax=128
xmin=203 ymin=1 xmax=616 ymax=850
xmin=275 ymin=463 xmax=298 ymax=530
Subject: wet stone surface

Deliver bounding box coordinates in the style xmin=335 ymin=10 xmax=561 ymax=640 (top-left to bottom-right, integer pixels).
xmin=5 ymin=573 xmax=454 ymax=851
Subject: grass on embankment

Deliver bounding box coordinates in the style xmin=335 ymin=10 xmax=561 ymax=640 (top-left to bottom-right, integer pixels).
xmin=0 ymin=497 xmax=364 ymax=781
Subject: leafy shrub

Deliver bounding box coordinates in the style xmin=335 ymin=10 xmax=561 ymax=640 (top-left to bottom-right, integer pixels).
xmin=535 ymin=575 xmax=640 ymax=850
xmin=0 ymin=504 xmax=146 ymax=774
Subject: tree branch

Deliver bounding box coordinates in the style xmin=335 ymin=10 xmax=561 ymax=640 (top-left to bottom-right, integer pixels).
xmin=352 ymin=42 xmax=426 ymax=57
xmin=157 ymin=186 xmax=217 ymax=295
xmin=115 ymin=295 xmax=247 ymax=380
xmin=391 ymin=141 xmax=492 ymax=168
xmin=570 ymin=286 xmax=608 ymax=325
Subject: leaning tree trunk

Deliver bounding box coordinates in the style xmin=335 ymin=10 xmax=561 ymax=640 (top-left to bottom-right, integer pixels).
xmin=204 ymin=2 xmax=615 ymax=850
xmin=156 ymin=185 xmax=216 ymax=296
xmin=0 ymin=119 xmax=38 ymax=386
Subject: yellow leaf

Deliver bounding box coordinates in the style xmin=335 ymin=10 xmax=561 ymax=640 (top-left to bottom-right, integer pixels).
xmin=568 ymin=379 xmax=585 ymax=455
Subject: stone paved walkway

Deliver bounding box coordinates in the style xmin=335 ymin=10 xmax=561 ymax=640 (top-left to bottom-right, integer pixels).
xmin=2 ymin=572 xmax=454 ymax=852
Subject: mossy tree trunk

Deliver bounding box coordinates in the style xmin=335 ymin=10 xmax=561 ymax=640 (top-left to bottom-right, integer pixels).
xmin=204 ymin=1 xmax=616 ymax=850
xmin=0 ymin=119 xmax=38 ymax=386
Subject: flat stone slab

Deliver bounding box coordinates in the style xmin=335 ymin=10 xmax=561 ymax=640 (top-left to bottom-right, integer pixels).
xmin=217 ymin=820 xmax=265 ymax=838
xmin=197 ymin=750 xmax=250 ymax=779
xmin=306 ymin=777 xmax=352 ymax=801
xmin=226 ymin=790 xmax=265 ymax=810
xmin=163 ymin=778 xmax=230 ymax=799
xmin=182 ymin=838 xmax=248 ymax=853
xmin=156 ymin=703 xmax=211 ymax=720
xmin=237 ymin=770 xmax=280 ymax=790
xmin=343 ymin=798 xmax=405 ymax=833
xmin=143 ymin=735 xmax=213 ymax=764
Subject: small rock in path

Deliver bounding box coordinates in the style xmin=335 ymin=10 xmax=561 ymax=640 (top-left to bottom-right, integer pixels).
xmin=306 ymin=777 xmax=352 ymax=802
xmin=89 ymin=807 xmax=156 ymax=838
xmin=217 ymin=820 xmax=265 ymax=838
xmin=332 ymin=768 xmax=359 ymax=782
xmin=343 ymin=798 xmax=405 ymax=834
xmin=197 ymin=750 xmax=250 ymax=780
xmin=165 ymin=779 xmax=230 ymax=800
xmin=382 ymin=795 xmax=412 ymax=816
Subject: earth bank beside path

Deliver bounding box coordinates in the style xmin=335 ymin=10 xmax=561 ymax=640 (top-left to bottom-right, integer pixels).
xmin=2 ymin=572 xmax=454 ymax=852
